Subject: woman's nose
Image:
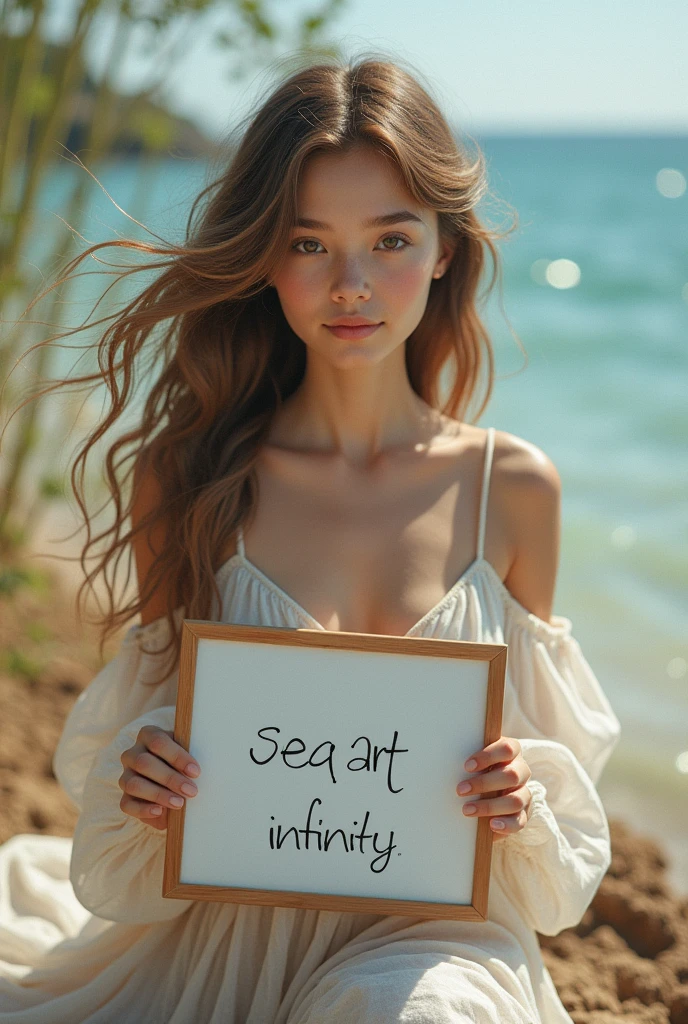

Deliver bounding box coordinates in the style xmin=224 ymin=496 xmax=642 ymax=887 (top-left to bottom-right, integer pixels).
xmin=330 ymin=268 xmax=371 ymax=303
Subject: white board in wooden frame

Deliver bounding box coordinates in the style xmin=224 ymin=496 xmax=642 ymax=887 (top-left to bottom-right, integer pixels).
xmin=163 ymin=621 xmax=507 ymax=921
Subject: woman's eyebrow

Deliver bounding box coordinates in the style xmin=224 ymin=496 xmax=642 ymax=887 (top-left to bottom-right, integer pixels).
xmin=294 ymin=210 xmax=425 ymax=230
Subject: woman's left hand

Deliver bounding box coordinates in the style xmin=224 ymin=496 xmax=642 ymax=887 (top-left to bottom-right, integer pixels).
xmin=456 ymin=736 xmax=533 ymax=840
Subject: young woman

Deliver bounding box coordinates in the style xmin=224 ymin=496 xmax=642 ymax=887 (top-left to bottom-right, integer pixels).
xmin=0 ymin=56 xmax=620 ymax=1023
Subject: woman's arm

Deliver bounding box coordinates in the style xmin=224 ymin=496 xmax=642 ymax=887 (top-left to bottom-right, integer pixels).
xmin=483 ymin=436 xmax=620 ymax=933
xmin=69 ymin=704 xmax=195 ymax=923
xmin=67 ymin=452 xmax=193 ymax=922
xmin=489 ymin=736 xmax=613 ymax=936
xmin=495 ymin=431 xmax=563 ymax=625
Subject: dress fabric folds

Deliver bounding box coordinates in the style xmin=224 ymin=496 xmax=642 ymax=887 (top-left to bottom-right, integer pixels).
xmin=0 ymin=553 xmax=621 ymax=1023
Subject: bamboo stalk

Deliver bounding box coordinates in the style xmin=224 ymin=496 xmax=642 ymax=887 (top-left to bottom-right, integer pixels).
xmin=0 ymin=0 xmax=96 ymax=315
xmin=0 ymin=2 xmax=132 ymax=536
xmin=0 ymin=0 xmax=46 ymax=215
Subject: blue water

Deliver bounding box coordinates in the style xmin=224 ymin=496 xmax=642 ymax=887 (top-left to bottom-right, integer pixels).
xmin=15 ymin=136 xmax=688 ymax=856
xmin=472 ymin=137 xmax=688 ymax=769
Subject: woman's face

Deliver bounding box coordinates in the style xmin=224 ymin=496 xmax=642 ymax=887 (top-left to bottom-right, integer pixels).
xmin=269 ymin=145 xmax=452 ymax=367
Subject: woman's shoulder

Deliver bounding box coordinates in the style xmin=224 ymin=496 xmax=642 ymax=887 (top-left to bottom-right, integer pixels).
xmin=438 ymin=420 xmax=561 ymax=546
xmin=440 ymin=420 xmax=560 ymax=490
xmin=489 ymin=428 xmax=562 ymax=624
xmin=490 ymin=427 xmax=561 ymax=493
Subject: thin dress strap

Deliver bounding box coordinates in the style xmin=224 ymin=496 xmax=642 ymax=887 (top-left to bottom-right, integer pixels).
xmin=476 ymin=426 xmax=496 ymax=561
xmin=236 ymin=522 xmax=246 ymax=559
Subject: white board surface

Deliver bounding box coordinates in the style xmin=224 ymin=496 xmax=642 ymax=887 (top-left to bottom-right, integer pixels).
xmin=178 ymin=635 xmax=491 ymax=905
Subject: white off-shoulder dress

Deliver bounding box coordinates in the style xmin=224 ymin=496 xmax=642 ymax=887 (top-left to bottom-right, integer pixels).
xmin=0 ymin=427 xmax=621 ymax=1023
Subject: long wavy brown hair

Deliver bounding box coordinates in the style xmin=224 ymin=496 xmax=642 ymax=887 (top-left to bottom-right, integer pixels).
xmin=4 ymin=53 xmax=522 ymax=685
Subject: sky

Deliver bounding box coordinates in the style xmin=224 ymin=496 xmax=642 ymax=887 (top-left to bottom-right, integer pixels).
xmin=75 ymin=0 xmax=688 ymax=139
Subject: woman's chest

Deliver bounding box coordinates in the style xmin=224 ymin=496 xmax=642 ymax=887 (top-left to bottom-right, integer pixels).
xmin=218 ymin=443 xmax=508 ymax=637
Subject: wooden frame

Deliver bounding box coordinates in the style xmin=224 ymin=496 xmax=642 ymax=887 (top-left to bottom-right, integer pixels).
xmin=163 ymin=621 xmax=507 ymax=921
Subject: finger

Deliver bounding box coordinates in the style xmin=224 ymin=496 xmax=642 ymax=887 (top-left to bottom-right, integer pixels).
xmin=119 ymin=767 xmax=190 ymax=810
xmin=456 ymin=760 xmax=526 ymax=797
xmin=139 ymin=725 xmax=201 ymax=779
xmin=489 ymin=809 xmax=529 ymax=838
xmin=121 ymin=748 xmax=199 ymax=802
xmin=464 ymin=736 xmax=521 ymax=772
xmin=119 ymin=793 xmax=169 ymax=830
xmin=461 ymin=786 xmax=531 ymax=819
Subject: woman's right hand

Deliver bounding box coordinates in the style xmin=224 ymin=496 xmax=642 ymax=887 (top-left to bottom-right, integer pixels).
xmin=118 ymin=725 xmax=201 ymax=831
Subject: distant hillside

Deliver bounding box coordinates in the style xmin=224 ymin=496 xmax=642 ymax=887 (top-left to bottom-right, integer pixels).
xmin=2 ymin=31 xmax=221 ymax=160
xmin=66 ymin=87 xmax=220 ymax=160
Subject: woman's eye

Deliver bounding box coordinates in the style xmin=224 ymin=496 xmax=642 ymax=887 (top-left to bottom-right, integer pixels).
xmin=292 ymin=239 xmax=323 ymax=254
xmin=291 ymin=234 xmax=410 ymax=255
xmin=377 ymin=234 xmax=409 ymax=251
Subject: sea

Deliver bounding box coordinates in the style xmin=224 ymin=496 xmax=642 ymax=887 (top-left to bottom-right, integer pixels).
xmin=11 ymin=134 xmax=688 ymax=891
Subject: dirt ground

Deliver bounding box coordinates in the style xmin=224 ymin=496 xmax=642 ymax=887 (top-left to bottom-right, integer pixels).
xmin=2 ymin=558 xmax=688 ymax=1023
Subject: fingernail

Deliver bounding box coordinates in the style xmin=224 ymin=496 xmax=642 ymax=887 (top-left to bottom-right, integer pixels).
xmin=150 ymin=805 xmax=162 ymax=815
xmin=181 ymin=782 xmax=197 ymax=796
xmin=457 ymin=782 xmax=472 ymax=795
xmin=464 ymin=804 xmax=477 ymax=815
xmin=491 ymin=819 xmax=505 ymax=829
xmin=465 ymin=759 xmax=477 ymax=771
xmin=170 ymin=795 xmax=184 ymax=807
xmin=186 ymin=764 xmax=200 ymax=778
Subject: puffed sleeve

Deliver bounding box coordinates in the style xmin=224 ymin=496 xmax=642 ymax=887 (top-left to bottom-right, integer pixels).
xmin=69 ymin=704 xmax=194 ymax=924
xmin=53 ymin=607 xmax=185 ymax=811
xmin=500 ymin=598 xmax=621 ymax=787
xmin=491 ymin=737 xmax=613 ymax=935
xmin=490 ymin=594 xmax=622 ymax=936
xmin=52 ymin=609 xmax=192 ymax=924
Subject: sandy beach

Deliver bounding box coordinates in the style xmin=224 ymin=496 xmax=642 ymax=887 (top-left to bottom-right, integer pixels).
xmin=2 ymin=507 xmax=688 ymax=1022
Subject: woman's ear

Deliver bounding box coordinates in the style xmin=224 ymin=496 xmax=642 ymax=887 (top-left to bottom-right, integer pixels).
xmin=432 ymin=239 xmax=455 ymax=279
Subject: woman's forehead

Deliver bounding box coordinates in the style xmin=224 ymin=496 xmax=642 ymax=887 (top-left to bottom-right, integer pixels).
xmin=296 ymin=150 xmax=431 ymax=229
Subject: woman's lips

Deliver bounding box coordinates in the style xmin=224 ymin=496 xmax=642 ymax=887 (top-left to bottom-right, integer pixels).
xmin=325 ymin=323 xmax=382 ymax=340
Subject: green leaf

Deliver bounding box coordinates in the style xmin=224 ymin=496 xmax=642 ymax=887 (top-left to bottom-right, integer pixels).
xmin=0 ymin=646 xmax=42 ymax=682
xmin=0 ymin=567 xmax=32 ymax=597
xmin=39 ymin=475 xmax=66 ymax=500
xmin=22 ymin=74 xmax=56 ymax=118
xmin=128 ymin=108 xmax=176 ymax=151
